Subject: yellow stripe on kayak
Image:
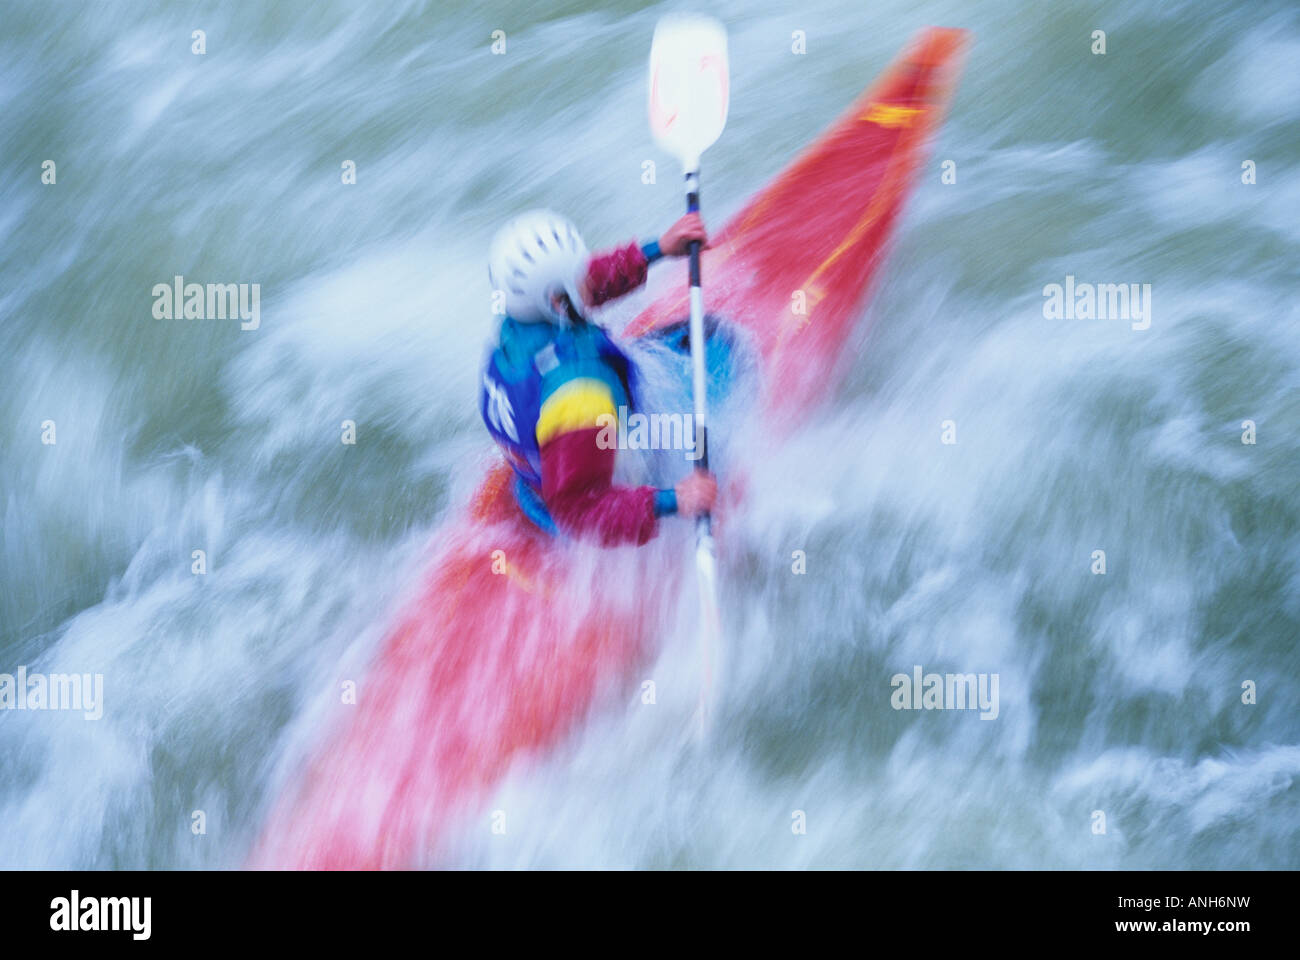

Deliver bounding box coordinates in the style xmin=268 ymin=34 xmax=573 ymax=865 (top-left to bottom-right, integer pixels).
xmin=860 ymin=102 xmax=922 ymax=127
xmin=536 ymin=378 xmax=616 ymax=447
xmin=777 ymin=111 xmax=925 ymax=343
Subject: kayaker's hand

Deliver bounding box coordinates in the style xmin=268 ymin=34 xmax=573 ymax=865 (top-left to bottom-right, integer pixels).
xmin=675 ymin=470 xmax=717 ymax=517
xmin=659 ymin=213 xmax=709 ymax=257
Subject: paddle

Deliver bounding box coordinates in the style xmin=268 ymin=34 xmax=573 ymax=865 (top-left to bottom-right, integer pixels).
xmin=648 ymin=14 xmax=729 ymax=734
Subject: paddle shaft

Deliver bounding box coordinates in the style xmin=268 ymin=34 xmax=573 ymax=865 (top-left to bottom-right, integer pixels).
xmin=684 ymin=170 xmax=712 ymax=538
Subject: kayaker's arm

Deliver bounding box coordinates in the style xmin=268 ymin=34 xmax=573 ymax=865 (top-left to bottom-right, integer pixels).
xmin=533 ymin=373 xmax=668 ymax=545
xmin=581 ymin=213 xmax=709 ymax=308
xmin=583 ymin=241 xmax=653 ymax=308
xmin=540 ymin=429 xmax=665 ymax=546
xmin=535 ymin=379 xmax=716 ymax=546
xmin=540 ymin=435 xmax=716 ymax=546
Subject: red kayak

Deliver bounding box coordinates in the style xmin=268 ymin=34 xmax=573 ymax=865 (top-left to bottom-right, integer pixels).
xmin=249 ymin=26 xmax=967 ymax=869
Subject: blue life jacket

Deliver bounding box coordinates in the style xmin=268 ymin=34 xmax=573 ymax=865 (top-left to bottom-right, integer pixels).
xmin=480 ymin=315 xmax=637 ymax=533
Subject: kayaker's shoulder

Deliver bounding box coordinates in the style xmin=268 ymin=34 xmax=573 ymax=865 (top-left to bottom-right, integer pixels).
xmin=490 ymin=315 xmax=548 ymax=371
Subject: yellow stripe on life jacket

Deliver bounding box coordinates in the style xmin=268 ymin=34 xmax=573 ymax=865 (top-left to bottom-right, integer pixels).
xmin=535 ymin=377 xmax=617 ymax=448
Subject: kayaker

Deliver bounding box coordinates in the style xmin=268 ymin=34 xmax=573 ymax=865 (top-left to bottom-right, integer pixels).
xmin=481 ymin=209 xmax=717 ymax=546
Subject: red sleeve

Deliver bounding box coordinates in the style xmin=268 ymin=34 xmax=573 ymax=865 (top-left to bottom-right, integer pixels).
xmin=540 ymin=427 xmax=661 ymax=546
xmin=584 ymin=241 xmax=649 ymax=307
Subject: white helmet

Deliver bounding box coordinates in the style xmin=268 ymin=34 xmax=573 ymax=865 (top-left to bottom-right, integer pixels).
xmin=488 ymin=209 xmax=589 ymax=323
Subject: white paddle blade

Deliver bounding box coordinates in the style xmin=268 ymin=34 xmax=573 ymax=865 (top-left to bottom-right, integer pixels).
xmin=648 ymin=14 xmax=730 ymax=170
